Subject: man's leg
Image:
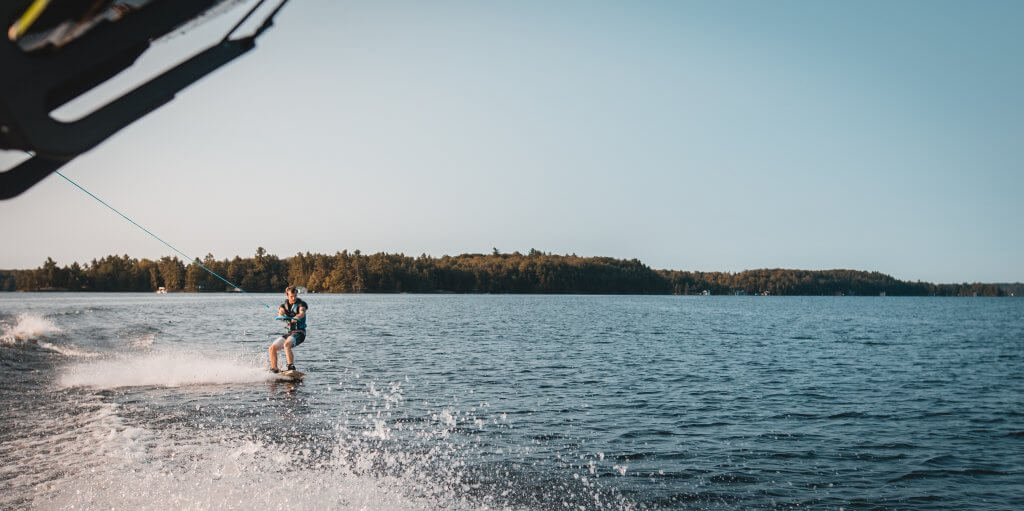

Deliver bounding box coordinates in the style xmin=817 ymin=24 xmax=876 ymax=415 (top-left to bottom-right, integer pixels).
xmin=269 ymin=337 xmax=284 ymax=370
xmin=283 ymin=336 xmax=295 ymax=367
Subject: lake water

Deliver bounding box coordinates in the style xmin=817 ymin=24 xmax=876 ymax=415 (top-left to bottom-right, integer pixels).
xmin=1 ymin=293 xmax=1021 ymax=510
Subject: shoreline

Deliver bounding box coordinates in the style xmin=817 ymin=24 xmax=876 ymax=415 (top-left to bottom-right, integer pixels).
xmin=2 ymin=251 xmax=1021 ymax=297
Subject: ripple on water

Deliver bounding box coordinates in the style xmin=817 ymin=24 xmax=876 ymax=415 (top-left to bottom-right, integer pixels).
xmin=1 ymin=294 xmax=1021 ymax=509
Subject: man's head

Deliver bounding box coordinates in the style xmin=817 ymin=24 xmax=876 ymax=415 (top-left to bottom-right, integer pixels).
xmin=285 ymin=285 xmax=298 ymax=303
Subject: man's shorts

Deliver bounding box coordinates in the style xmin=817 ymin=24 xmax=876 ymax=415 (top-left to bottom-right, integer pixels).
xmin=271 ymin=330 xmax=306 ymax=349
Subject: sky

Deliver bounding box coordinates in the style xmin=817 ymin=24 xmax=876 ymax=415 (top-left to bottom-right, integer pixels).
xmin=1 ymin=0 xmax=1021 ymax=283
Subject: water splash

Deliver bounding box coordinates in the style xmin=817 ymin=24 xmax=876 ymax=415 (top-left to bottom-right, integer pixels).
xmin=0 ymin=313 xmax=62 ymax=344
xmin=37 ymin=341 xmax=101 ymax=358
xmin=59 ymin=350 xmax=275 ymax=388
xmin=16 ymin=354 xmax=642 ymax=511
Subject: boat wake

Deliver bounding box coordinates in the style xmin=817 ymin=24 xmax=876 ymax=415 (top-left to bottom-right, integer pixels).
xmin=4 ymin=387 xmax=443 ymax=510
xmin=20 ymin=373 xmax=569 ymax=511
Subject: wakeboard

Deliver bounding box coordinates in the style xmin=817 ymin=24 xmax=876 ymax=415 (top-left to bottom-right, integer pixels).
xmin=273 ymin=369 xmax=305 ymax=381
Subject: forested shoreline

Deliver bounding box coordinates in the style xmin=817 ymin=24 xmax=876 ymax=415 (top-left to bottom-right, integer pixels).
xmin=1 ymin=248 xmax=1019 ymax=297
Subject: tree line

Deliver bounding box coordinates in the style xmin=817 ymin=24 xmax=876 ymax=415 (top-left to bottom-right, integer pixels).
xmin=1 ymin=248 xmax=1020 ymax=297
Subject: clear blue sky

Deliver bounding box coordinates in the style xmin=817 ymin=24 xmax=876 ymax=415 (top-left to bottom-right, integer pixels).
xmin=2 ymin=0 xmax=1021 ymax=283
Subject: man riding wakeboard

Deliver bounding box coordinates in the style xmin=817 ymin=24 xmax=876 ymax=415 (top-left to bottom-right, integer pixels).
xmin=269 ymin=285 xmax=307 ymax=373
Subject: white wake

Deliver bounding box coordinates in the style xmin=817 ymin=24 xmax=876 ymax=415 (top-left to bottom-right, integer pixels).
xmin=1 ymin=313 xmax=62 ymax=344
xmin=59 ymin=351 xmax=275 ymax=388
